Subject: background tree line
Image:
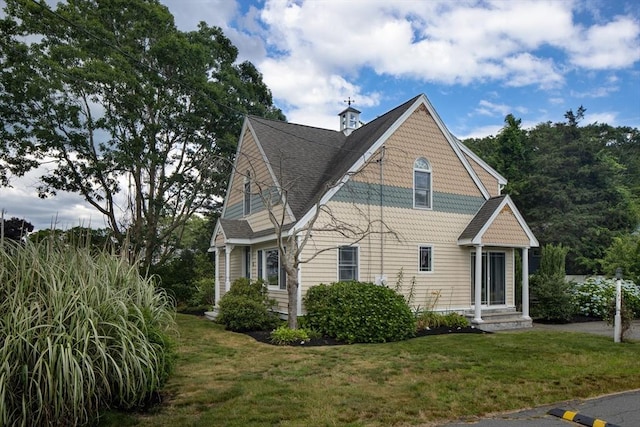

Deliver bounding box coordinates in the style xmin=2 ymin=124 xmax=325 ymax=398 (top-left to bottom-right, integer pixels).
xmin=464 ymin=110 xmax=640 ymax=277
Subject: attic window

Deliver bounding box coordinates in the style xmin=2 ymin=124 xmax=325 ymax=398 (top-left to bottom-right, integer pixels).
xmin=413 ymin=157 xmax=432 ymax=209
xmin=243 ymin=171 xmax=251 ymax=216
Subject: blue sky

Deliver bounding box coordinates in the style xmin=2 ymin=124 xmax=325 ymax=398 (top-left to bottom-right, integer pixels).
xmin=1 ymin=0 xmax=639 ymax=230
xmin=163 ymin=0 xmax=640 ymax=138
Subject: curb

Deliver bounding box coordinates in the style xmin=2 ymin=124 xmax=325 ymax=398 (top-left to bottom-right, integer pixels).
xmin=547 ymin=407 xmax=620 ymax=427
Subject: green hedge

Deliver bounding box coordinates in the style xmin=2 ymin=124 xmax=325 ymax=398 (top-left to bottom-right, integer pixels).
xmin=303 ymin=281 xmax=415 ymax=343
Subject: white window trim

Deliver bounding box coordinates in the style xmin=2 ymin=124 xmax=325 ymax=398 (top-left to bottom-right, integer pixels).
xmin=413 ymin=157 xmax=432 ymax=210
xmin=337 ymin=245 xmax=360 ymax=282
xmin=243 ymin=173 xmax=251 ymax=216
xmin=418 ymin=244 xmax=434 ymax=273
xmin=259 ymin=247 xmax=286 ymax=291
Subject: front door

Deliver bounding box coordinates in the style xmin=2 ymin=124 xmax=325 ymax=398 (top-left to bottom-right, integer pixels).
xmin=471 ymin=251 xmax=506 ymax=306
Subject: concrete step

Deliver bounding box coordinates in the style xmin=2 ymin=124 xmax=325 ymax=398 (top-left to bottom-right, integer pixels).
xmin=204 ymin=308 xmax=219 ymax=321
xmin=464 ymin=310 xmax=532 ymax=332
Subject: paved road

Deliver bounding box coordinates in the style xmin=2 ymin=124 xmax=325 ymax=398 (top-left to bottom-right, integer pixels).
xmin=442 ymin=389 xmax=640 ymax=427
xmin=441 ymin=321 xmax=640 ymax=427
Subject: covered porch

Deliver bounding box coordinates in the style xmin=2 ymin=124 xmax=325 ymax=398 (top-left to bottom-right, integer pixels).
xmin=458 ymin=195 xmax=539 ymax=331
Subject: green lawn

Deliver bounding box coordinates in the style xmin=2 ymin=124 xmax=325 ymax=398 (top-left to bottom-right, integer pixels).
xmin=102 ymin=314 xmax=640 ymax=426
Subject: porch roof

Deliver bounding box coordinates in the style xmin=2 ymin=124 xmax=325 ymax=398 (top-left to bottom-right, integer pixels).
xmin=458 ymin=195 xmax=538 ymax=248
xmin=214 ymin=219 xmax=295 ymax=248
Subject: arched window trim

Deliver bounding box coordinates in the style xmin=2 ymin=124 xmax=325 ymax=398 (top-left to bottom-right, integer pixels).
xmin=413 ymin=157 xmax=432 ymax=209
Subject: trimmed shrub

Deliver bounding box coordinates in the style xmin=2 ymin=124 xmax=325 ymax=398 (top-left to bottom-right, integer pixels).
xmin=530 ymin=243 xmax=575 ymax=323
xmin=530 ymin=274 xmax=576 ymax=322
xmin=571 ymin=277 xmax=640 ymax=318
xmin=0 ymin=239 xmax=176 ymax=427
xmin=216 ymin=278 xmax=279 ymax=332
xmin=303 ymin=281 xmax=416 ymax=343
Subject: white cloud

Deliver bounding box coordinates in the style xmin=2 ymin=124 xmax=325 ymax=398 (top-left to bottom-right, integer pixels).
xmin=456 ymin=124 xmax=503 ymax=140
xmin=475 ymin=100 xmax=512 ymax=117
xmin=0 ymin=169 xmax=107 ymax=231
xmin=569 ymin=85 xmax=619 ymax=98
xmin=584 ymin=111 xmax=617 ymax=125
xmin=566 ymin=17 xmax=640 ymax=69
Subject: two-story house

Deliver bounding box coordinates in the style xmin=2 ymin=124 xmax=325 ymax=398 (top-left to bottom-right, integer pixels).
xmin=209 ymin=94 xmax=538 ymax=330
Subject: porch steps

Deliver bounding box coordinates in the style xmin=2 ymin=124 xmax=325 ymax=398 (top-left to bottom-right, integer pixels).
xmin=464 ymin=309 xmax=532 ymax=332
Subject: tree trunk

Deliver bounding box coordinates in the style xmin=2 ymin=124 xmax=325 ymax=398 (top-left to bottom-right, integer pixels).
xmin=286 ymin=270 xmax=298 ymax=329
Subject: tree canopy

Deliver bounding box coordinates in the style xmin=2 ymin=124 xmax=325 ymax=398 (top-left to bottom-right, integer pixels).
xmin=0 ymin=0 xmax=284 ymax=268
xmin=0 ymin=216 xmax=34 ymax=242
xmin=465 ymin=111 xmax=640 ymax=274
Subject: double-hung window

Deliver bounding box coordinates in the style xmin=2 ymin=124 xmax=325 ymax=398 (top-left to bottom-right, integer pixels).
xmin=257 ymin=248 xmax=286 ymax=290
xmin=414 ymin=157 xmax=432 ymax=209
xmin=338 ymin=246 xmax=358 ymax=281
xmin=419 ymin=245 xmax=433 ymax=272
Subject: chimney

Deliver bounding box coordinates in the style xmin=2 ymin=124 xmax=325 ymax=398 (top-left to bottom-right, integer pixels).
xmin=338 ymin=106 xmax=361 ymax=136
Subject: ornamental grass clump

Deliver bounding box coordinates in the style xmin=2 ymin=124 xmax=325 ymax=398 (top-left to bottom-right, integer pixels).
xmin=0 ymin=240 xmax=176 ymax=427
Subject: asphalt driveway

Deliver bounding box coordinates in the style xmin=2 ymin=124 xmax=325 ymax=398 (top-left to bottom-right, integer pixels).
xmin=532 ymin=319 xmax=640 ymax=341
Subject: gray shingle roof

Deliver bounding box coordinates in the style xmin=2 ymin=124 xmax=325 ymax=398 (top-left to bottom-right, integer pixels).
xmin=218 ymin=219 xmax=253 ymax=239
xmin=458 ymin=195 xmax=506 ymax=241
xmin=248 ymin=95 xmax=420 ymax=221
xmin=248 ymin=117 xmax=346 ymax=219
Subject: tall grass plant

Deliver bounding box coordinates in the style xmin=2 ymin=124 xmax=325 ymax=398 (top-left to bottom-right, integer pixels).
xmin=0 ymin=239 xmax=176 ymax=426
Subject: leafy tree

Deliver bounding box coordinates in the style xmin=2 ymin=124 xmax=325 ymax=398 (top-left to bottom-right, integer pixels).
xmin=0 ymin=0 xmax=284 ymax=270
xmin=149 ymin=216 xmax=214 ymax=307
xmin=465 ymin=110 xmax=639 ymax=274
xmin=599 ymin=233 xmax=640 ymax=285
xmin=0 ymin=216 xmax=34 ymax=242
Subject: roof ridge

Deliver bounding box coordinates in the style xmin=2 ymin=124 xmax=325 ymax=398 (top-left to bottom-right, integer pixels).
xmin=248 ymin=114 xmax=342 ymax=134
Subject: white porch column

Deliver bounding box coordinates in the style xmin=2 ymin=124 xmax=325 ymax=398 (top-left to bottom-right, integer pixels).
xmin=225 ymin=244 xmax=234 ymax=292
xmin=214 ymin=247 xmax=220 ymax=306
xmin=521 ymin=247 xmax=531 ymax=320
xmin=473 ymin=244 xmax=484 ymax=323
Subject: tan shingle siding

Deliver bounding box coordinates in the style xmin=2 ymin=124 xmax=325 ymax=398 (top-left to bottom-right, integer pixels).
xmin=227 ymin=131 xmax=274 ymax=210
xmin=352 ymin=108 xmax=481 ymax=197
xmin=463 ymin=152 xmax=500 ymax=197
xmin=482 ymin=205 xmax=532 ymax=246
xmin=298 ymin=201 xmax=498 ymax=310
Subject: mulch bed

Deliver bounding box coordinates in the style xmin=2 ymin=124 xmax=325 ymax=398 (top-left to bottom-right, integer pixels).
xmin=244 ymin=325 xmax=489 ymax=347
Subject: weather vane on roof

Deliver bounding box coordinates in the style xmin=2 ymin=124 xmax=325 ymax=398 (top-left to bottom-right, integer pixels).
xmin=344 ymin=97 xmax=355 ymax=106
